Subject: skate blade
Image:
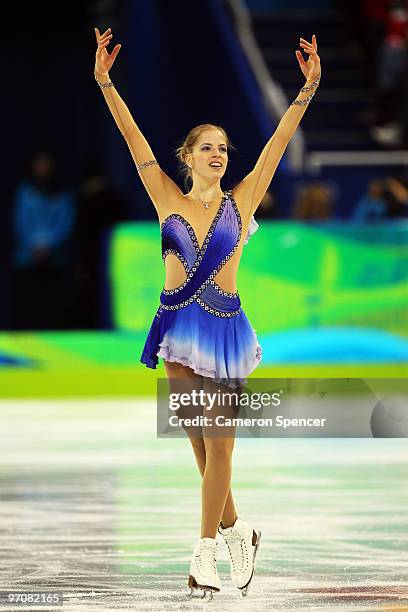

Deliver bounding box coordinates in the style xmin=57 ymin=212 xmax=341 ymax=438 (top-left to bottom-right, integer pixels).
xmin=188 ymin=575 xmax=219 ymax=600
xmin=239 ymin=529 xmax=262 ymax=597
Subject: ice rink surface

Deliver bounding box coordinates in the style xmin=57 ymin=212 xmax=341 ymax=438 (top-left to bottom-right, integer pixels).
xmin=0 ymin=399 xmax=407 ymax=611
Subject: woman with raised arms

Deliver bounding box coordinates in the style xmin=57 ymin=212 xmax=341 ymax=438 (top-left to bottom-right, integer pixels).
xmin=93 ymin=25 xmax=321 ymax=600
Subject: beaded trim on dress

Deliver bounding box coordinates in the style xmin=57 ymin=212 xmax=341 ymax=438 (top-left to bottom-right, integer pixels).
xmin=159 ymin=191 xmax=243 ymax=314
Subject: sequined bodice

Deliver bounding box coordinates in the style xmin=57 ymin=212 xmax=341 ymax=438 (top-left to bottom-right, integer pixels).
xmin=161 ymin=190 xmax=242 ymax=297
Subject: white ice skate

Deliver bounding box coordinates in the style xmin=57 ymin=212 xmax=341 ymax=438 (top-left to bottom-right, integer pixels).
xmin=188 ymin=537 xmax=221 ymax=601
xmin=218 ymin=517 xmax=261 ymax=597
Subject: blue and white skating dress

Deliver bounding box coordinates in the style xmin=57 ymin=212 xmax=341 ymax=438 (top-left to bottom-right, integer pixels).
xmin=140 ymin=190 xmax=262 ymax=388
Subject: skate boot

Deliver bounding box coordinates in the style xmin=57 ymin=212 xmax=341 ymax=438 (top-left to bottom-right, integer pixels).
xmin=218 ymin=517 xmax=261 ymax=597
xmin=188 ymin=537 xmax=221 ymax=601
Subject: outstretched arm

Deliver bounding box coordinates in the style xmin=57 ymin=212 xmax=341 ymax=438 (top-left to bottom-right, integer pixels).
xmin=234 ymin=35 xmax=321 ymax=218
xmin=94 ymin=27 xmax=182 ymax=215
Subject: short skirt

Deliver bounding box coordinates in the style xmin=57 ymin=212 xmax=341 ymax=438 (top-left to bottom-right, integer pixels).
xmin=140 ymin=298 xmax=262 ymax=389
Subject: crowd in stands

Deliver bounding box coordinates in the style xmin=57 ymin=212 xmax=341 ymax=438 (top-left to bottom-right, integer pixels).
xmin=256 ymin=176 xmax=408 ymax=221
xmin=10 ymin=147 xmax=408 ymax=331
xmin=12 ymin=148 xmax=129 ymax=331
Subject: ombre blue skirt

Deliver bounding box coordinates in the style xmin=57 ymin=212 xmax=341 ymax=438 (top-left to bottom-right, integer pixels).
xmin=140 ymin=288 xmax=262 ymax=389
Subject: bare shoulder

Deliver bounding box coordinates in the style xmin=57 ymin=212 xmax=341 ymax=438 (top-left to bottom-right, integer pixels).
xmin=148 ymin=171 xmax=185 ymax=221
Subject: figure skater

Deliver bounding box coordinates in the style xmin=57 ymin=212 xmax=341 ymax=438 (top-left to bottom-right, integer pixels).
xmin=93 ymin=25 xmax=321 ymax=600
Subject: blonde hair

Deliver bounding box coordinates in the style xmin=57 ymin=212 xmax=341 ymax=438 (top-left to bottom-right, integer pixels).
xmin=175 ymin=124 xmax=235 ymax=190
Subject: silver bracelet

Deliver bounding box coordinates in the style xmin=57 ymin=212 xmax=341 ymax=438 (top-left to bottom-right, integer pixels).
xmin=95 ymin=75 xmax=114 ymax=88
xmin=136 ymin=160 xmax=159 ymax=172
xmin=290 ymin=74 xmax=321 ymax=106
xmin=290 ymin=91 xmax=317 ymax=106
xmin=300 ymin=73 xmax=321 ymax=93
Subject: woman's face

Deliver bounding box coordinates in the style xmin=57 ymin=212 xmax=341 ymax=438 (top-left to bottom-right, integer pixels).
xmin=186 ymin=129 xmax=228 ymax=182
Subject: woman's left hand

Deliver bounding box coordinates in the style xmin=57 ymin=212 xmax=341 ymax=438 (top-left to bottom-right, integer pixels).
xmin=295 ymin=34 xmax=321 ymax=81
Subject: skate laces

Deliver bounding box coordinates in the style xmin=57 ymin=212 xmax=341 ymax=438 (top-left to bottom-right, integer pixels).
xmin=196 ymin=542 xmax=217 ymax=575
xmin=224 ymin=534 xmax=249 ymax=573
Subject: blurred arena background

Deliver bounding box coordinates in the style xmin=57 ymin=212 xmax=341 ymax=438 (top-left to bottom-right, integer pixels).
xmin=1 ymin=1 xmax=408 ymax=609
xmin=1 ymin=0 xmax=408 ymax=397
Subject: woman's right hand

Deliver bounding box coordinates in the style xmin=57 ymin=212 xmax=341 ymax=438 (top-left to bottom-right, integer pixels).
xmin=94 ymin=27 xmax=121 ymax=76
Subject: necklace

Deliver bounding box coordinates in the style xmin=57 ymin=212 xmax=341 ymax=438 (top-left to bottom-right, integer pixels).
xmin=186 ymin=192 xmax=223 ymax=210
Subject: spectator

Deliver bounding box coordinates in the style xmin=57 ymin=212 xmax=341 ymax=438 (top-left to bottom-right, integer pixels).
xmin=369 ymin=0 xmax=408 ymax=146
xmin=336 ymin=0 xmax=388 ymax=90
xmin=12 ymin=148 xmax=76 ymax=330
xmin=383 ymin=176 xmax=408 ymax=216
xmin=291 ymin=182 xmax=335 ymax=221
xmin=352 ymin=179 xmax=388 ymax=221
xmin=353 ymin=176 xmax=408 ymax=221
xmin=73 ymin=158 xmax=129 ymax=328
